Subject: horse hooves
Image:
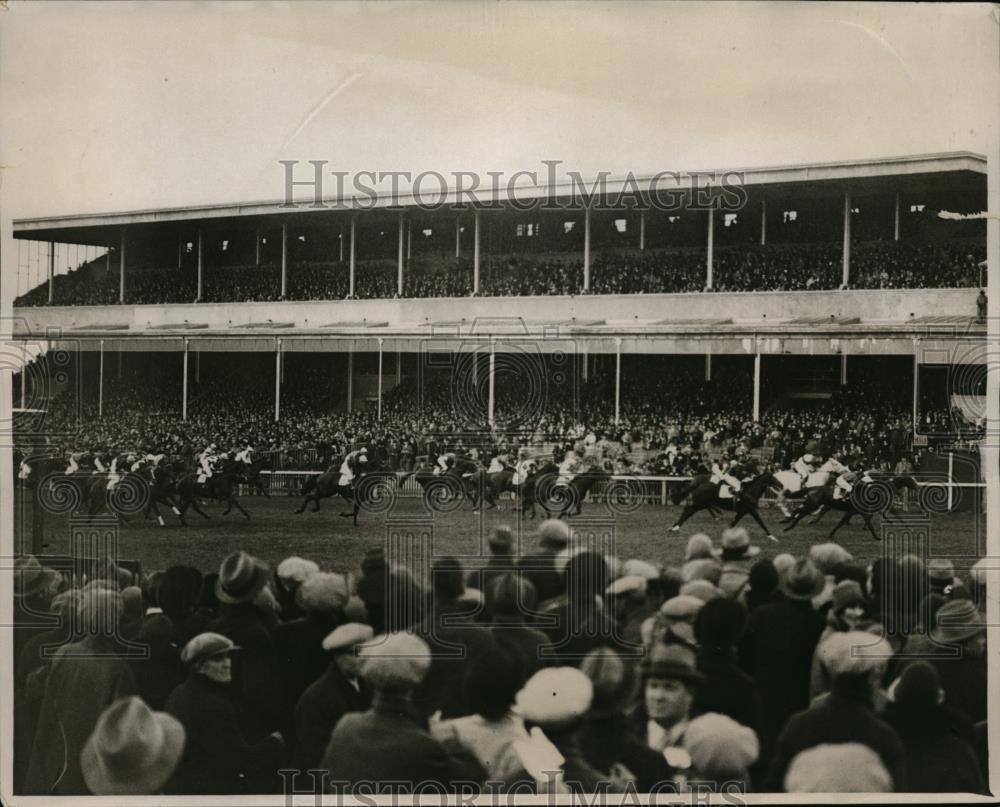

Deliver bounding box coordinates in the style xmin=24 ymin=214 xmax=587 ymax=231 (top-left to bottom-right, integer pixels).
xmin=669 ymin=525 xmax=680 ymax=533
xmin=338 ymin=512 xmax=352 ymax=518
xmin=767 ymin=534 xmax=779 ymax=542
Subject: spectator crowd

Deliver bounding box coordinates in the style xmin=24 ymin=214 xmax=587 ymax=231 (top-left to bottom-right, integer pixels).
xmin=15 ymin=239 xmax=986 ymax=307
xmin=13 ymin=519 xmax=990 ymax=795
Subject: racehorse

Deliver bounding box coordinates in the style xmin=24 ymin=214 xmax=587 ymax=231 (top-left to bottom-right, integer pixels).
xmin=670 ymin=473 xmax=723 ymax=520
xmin=668 ymin=472 xmax=781 ymax=540
xmin=467 ymin=467 xmax=518 ymax=512
xmin=295 ymin=456 xmax=396 ymax=525
xmin=140 ymin=463 xmax=186 ymax=526
xmin=175 ymin=460 xmax=250 ymax=520
xmin=531 ymin=463 xmax=614 ymax=519
xmin=782 ymin=475 xmax=920 ymax=540
xmin=237 ymin=455 xmax=273 ymax=498
xmin=408 ymin=456 xmax=481 ymax=512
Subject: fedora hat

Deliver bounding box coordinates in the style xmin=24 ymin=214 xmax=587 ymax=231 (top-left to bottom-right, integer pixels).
xmin=14 ymin=555 xmax=57 ymax=599
xmin=931 ymin=598 xmax=985 ymax=644
xmin=641 ymin=642 xmax=703 ymax=684
xmin=780 ymin=559 xmax=826 ymax=601
xmin=713 ymin=527 xmax=760 ymax=561
xmin=81 ymin=696 xmax=185 ymax=795
xmin=214 ymin=551 xmax=270 ymax=605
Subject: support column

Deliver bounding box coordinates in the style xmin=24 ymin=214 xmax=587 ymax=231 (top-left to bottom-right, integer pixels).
xmin=753 ymin=353 xmax=762 ymax=422
xmin=119 ymin=229 xmax=126 ymax=303
xmin=614 ymin=338 xmax=622 ymax=425
xmin=894 ymin=192 xmax=901 ymax=242
xmin=48 ymin=243 xmax=55 ymax=304
xmin=840 ymin=353 xmax=848 ymax=386
xmin=255 ymin=228 xmax=262 ymax=266
xmin=280 ymin=221 xmax=288 ymax=299
xmin=98 ymin=340 xmax=105 ymax=419
xmin=397 ymin=214 xmax=405 ymax=296
xmin=473 ymin=210 xmax=481 ymax=295
xmin=842 ymin=191 xmax=852 ymax=288
xmin=706 ymin=209 xmax=714 ymax=290
xmin=488 ymin=340 xmax=495 ymax=426
xmin=396 ymin=350 xmax=402 ymax=384
xmin=339 ymin=223 xmax=344 ymax=263
xmin=377 ymin=338 xmax=384 ymax=421
xmin=639 ymin=210 xmax=646 ymax=251
xmin=582 ymin=347 xmax=589 ymax=383
xmin=117 ymin=349 xmax=122 ymax=380
xmin=760 ymin=200 xmax=767 ymax=246
xmin=455 ymin=216 xmax=462 ymax=258
xmin=912 ymin=352 xmax=919 ymax=431
xmin=346 ymin=348 xmax=354 ymax=413
xmin=195 ymin=349 xmax=200 ymax=384
xmin=196 ymin=229 xmax=203 ymax=301
xmin=349 ymin=216 xmax=356 ymax=298
xmin=274 ymin=339 xmax=282 ymax=423
xmin=20 ymin=367 xmax=26 ymax=408
xmin=705 ymin=353 xmax=712 ymax=382
xmin=106 ymin=244 xmax=112 ymax=274
xmin=407 ymin=219 xmax=412 ymax=261
xmin=182 ymin=339 xmax=189 ymax=422
xmin=583 ymin=207 xmax=591 ymax=292
xmin=177 ymin=232 xmax=184 ymax=269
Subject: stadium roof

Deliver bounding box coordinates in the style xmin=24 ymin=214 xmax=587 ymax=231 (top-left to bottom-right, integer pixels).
xmin=12 ymin=151 xmax=987 ymax=245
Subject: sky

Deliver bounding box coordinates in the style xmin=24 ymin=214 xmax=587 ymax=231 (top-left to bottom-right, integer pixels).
xmin=0 ymin=1 xmax=997 ymax=302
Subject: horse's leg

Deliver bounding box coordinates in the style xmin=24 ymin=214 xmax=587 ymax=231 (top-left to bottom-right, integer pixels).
xmin=191 ymin=498 xmax=211 ymax=520
xmin=352 ymin=500 xmax=360 ymax=526
xmin=669 ymin=504 xmax=699 ymax=531
xmin=828 ymin=510 xmax=853 ymax=539
xmin=863 ymin=513 xmax=881 ymax=541
xmin=222 ymin=499 xmax=232 ymax=516
xmin=782 ymin=502 xmax=811 ymax=532
xmin=295 ymin=494 xmax=307 ymax=514
xmin=808 ymin=504 xmax=830 ymax=525
xmin=730 ymin=509 xmax=746 ymax=527
xmin=746 ymin=506 xmax=777 ymax=541
xmin=230 ymin=496 xmax=250 ymax=520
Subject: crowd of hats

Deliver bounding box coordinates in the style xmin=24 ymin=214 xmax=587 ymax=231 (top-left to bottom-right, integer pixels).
xmin=12 ymin=517 xmax=990 ymax=795
xmin=15 ymin=238 xmax=984 ymax=309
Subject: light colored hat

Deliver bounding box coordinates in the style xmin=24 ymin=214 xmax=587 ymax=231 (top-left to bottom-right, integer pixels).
xmin=580 ymin=648 xmax=639 ymax=718
xmin=81 ymin=696 xmax=186 ymax=795
xmin=818 ymin=631 xmax=893 ymax=677
xmin=360 ymin=632 xmax=432 ymax=690
xmin=322 ymin=622 xmax=375 ymax=653
xmin=14 ymin=555 xmax=58 ymax=599
xmin=181 ymin=632 xmax=239 ymax=669
xmin=606 ymin=575 xmax=647 ymax=597
xmin=784 ymin=743 xmax=892 ymax=792
xmin=680 ymin=579 xmax=722 ymax=603
xmin=660 ymin=594 xmax=705 ymax=621
xmin=622 ymin=559 xmax=661 ymax=580
xmin=772 ymin=553 xmax=796 ymax=578
xmin=808 ymin=543 xmax=854 ymax=574
xmin=296 ymin=572 xmax=349 ymax=613
xmin=969 ymin=558 xmax=988 ymax=587
xmin=516 ymin=667 xmax=593 ymax=726
xmin=780 ymin=559 xmax=826 ymax=601
xmin=682 ymin=558 xmax=722 ymax=585
xmin=684 ymin=713 xmax=759 ymax=776
xmin=718 ymin=565 xmax=751 ymax=599
xmin=215 ymin=551 xmax=270 ymax=605
xmin=685 ymin=533 xmax=714 ymax=561
xmin=276 ymin=556 xmax=320 ymax=586
xmin=713 ymin=527 xmax=760 ymax=561
xmin=538 ymin=519 xmax=571 ymax=549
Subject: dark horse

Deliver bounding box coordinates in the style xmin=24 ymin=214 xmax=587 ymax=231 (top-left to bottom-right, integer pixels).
xmin=295 ymin=457 xmax=396 ymax=525
xmin=531 ymin=463 xmax=614 ymax=519
xmin=408 ymin=456 xmax=482 ymax=512
xmin=467 ymin=467 xmax=518 ymax=512
xmin=175 ymin=461 xmax=250 ymax=520
xmin=668 ymin=472 xmax=780 ymax=540
xmin=140 ymin=463 xmax=186 ymax=526
xmin=782 ymin=475 xmax=920 ymax=541
xmin=237 ymin=455 xmax=273 ymax=498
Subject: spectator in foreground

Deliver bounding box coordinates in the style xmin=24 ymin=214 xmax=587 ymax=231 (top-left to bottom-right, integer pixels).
xmin=81 ymin=696 xmax=185 ymax=795
xmin=784 ymin=743 xmax=892 ymax=793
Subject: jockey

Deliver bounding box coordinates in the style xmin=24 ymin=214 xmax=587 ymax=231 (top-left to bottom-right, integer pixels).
xmin=822 ymin=453 xmax=850 ymax=475
xmin=434 ymin=451 xmax=457 ymax=476
xmin=833 ymin=466 xmax=874 ymax=501
xmin=512 ymin=448 xmax=536 ymax=486
xmin=234 ymin=443 xmax=254 ymax=465
xmin=65 ymin=451 xmax=84 ymax=475
xmin=487 ymin=450 xmax=511 ymax=474
xmin=556 ymin=445 xmax=586 ymax=487
xmin=711 ymin=458 xmax=743 ymax=498
xmin=197 ymin=444 xmax=219 ymax=484
xmin=792 ymin=453 xmax=818 ymax=482
xmin=338 ymin=447 xmax=368 ymax=487
xmin=92 ymin=448 xmax=108 ymax=475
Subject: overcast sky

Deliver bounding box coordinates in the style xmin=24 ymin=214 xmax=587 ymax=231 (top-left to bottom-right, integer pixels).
xmin=0 ymin=1 xmax=996 ymax=299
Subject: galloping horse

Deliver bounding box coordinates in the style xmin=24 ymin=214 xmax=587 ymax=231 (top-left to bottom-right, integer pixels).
xmin=531 ymin=463 xmax=614 ymax=519
xmin=408 ymin=456 xmax=482 ymax=512
xmin=782 ymin=475 xmax=920 ymax=541
xmin=237 ymin=455 xmax=273 ymax=498
xmin=467 ymin=467 xmax=519 ymax=512
xmin=771 ymin=457 xmax=849 ymax=517
xmin=141 ymin=463 xmax=186 ymax=526
xmin=175 ymin=460 xmax=250 ymax=520
xmin=296 ymin=455 xmax=396 ymax=525
xmin=669 ymin=472 xmax=781 ymax=540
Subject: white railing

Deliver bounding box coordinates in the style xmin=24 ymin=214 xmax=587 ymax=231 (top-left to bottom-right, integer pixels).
xmin=239 ymin=470 xmax=985 ymax=513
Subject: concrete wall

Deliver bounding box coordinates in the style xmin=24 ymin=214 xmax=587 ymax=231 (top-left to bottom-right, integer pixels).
xmin=11 ymin=288 xmax=980 ymax=334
